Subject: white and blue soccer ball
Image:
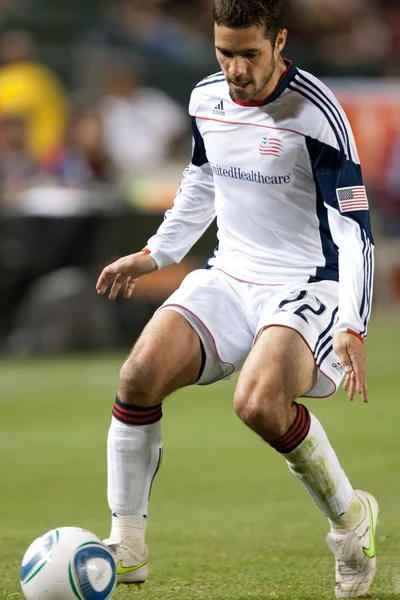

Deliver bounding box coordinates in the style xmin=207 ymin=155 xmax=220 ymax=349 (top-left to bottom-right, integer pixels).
xmin=20 ymin=527 xmax=116 ymax=600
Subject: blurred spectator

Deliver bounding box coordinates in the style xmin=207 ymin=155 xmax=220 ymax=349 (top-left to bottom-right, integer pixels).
xmin=72 ymin=0 xmax=216 ymax=101
xmin=382 ymin=132 xmax=400 ymax=235
xmin=43 ymin=108 xmax=114 ymax=187
xmin=316 ymin=6 xmax=391 ymax=75
xmin=383 ymin=2 xmax=400 ymax=72
xmin=166 ymin=0 xmax=213 ymax=39
xmin=289 ymin=0 xmax=400 ymax=76
xmin=387 ymin=136 xmax=400 ymax=199
xmin=99 ymin=60 xmax=189 ymax=175
xmin=0 ymin=113 xmax=38 ymax=205
xmin=0 ymin=0 xmax=12 ymax=24
xmin=84 ymin=0 xmax=213 ymax=67
xmin=0 ymin=29 xmax=68 ymax=160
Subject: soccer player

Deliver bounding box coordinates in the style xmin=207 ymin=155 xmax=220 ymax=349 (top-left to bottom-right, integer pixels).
xmin=96 ymin=0 xmax=378 ymax=596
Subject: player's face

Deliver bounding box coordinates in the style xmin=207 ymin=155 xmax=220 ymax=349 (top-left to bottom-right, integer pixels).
xmin=215 ymin=24 xmax=287 ymax=102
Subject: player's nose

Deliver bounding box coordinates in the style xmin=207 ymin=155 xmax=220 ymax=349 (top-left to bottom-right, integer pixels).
xmin=228 ymin=57 xmax=247 ymax=80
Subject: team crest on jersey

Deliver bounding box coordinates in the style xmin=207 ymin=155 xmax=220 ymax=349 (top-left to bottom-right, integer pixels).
xmin=259 ymin=136 xmax=283 ymax=157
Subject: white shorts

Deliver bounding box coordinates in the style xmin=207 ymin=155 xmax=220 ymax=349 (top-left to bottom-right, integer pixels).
xmin=158 ymin=268 xmax=344 ymax=398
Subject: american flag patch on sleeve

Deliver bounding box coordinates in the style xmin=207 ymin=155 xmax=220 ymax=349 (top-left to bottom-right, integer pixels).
xmin=336 ymin=186 xmax=369 ymax=212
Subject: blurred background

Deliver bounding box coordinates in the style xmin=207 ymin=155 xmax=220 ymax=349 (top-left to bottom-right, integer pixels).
xmin=1 ymin=6 xmax=400 ymax=599
xmin=0 ymin=0 xmax=399 ymax=355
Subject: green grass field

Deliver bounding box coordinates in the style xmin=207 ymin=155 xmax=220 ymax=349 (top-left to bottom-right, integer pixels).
xmin=1 ymin=315 xmax=400 ymax=600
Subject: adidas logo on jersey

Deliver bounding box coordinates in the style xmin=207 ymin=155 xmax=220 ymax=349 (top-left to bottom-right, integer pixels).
xmin=212 ymin=101 xmax=225 ymax=116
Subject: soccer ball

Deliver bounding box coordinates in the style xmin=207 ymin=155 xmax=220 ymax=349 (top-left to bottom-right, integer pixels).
xmin=20 ymin=527 xmax=117 ymax=600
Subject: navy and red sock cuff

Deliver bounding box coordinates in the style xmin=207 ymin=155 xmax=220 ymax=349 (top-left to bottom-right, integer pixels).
xmin=112 ymin=397 xmax=162 ymax=425
xmin=269 ymin=403 xmax=311 ymax=454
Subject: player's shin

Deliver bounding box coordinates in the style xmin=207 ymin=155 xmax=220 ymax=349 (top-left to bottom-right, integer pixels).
xmin=107 ymin=397 xmax=163 ymax=546
xmin=270 ymin=404 xmax=364 ymax=528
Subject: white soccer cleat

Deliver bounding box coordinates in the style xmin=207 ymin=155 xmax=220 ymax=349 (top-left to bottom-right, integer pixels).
xmin=326 ymin=490 xmax=379 ymax=598
xmin=103 ymin=538 xmax=148 ymax=589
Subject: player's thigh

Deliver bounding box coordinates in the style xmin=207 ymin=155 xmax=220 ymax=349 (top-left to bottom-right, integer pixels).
xmin=255 ymin=281 xmax=343 ymax=397
xmin=235 ymin=325 xmax=316 ymax=406
xmin=119 ymin=309 xmax=203 ymax=404
xmin=158 ymin=269 xmax=254 ymax=384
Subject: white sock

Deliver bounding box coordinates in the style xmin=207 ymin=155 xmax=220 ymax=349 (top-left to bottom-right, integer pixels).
xmin=107 ymin=417 xmax=162 ymax=534
xmin=329 ymin=492 xmax=366 ymax=533
xmin=108 ymin=514 xmax=147 ymax=546
xmin=284 ymin=413 xmax=354 ymax=519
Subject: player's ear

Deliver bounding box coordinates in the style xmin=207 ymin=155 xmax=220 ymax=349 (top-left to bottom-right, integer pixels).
xmin=275 ymin=29 xmax=287 ymax=54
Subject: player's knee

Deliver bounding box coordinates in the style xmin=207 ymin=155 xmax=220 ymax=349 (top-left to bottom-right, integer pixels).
xmin=233 ymin=392 xmax=265 ymax=428
xmin=233 ymin=380 xmax=292 ymax=438
xmin=118 ymin=347 xmax=163 ymax=406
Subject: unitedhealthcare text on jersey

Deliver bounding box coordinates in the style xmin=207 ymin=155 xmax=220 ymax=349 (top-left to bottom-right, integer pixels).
xmin=210 ymin=164 xmax=292 ymax=185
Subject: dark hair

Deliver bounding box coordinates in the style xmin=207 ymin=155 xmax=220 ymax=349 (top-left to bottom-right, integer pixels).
xmin=212 ymin=0 xmax=286 ymax=44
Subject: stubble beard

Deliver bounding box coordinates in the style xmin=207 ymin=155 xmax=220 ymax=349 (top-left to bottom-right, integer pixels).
xmin=230 ymin=56 xmax=276 ymax=102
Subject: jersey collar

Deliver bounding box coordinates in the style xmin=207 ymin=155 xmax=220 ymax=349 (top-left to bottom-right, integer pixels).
xmin=231 ymin=59 xmax=297 ymax=107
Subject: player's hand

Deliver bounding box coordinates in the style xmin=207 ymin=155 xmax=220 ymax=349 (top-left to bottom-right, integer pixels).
xmin=333 ymin=331 xmax=368 ymax=403
xmin=96 ymin=252 xmax=157 ymax=300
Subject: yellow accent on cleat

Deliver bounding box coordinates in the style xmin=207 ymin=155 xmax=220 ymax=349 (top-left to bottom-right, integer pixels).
xmin=104 ymin=539 xmax=148 ymax=586
xmin=116 ymin=560 xmax=147 ymax=575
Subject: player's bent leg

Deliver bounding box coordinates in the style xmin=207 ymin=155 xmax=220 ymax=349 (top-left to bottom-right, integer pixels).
xmin=118 ymin=309 xmax=204 ymax=406
xmin=233 ymin=325 xmax=316 ymax=442
xmin=106 ymin=310 xmax=203 ymax=587
xmin=233 ymin=325 xmax=378 ymax=598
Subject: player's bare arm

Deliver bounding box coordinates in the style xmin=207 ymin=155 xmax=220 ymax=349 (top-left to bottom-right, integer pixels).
xmin=333 ymin=331 xmax=368 ymax=403
xmin=96 ymin=251 xmax=158 ymax=300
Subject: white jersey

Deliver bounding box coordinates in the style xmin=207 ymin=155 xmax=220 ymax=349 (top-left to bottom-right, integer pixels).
xmin=145 ymin=61 xmax=374 ymax=338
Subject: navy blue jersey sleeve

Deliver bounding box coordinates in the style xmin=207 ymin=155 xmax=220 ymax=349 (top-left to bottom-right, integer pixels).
xmin=191 ymin=116 xmax=208 ymax=167
xmin=306 ymin=137 xmax=374 ymax=338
